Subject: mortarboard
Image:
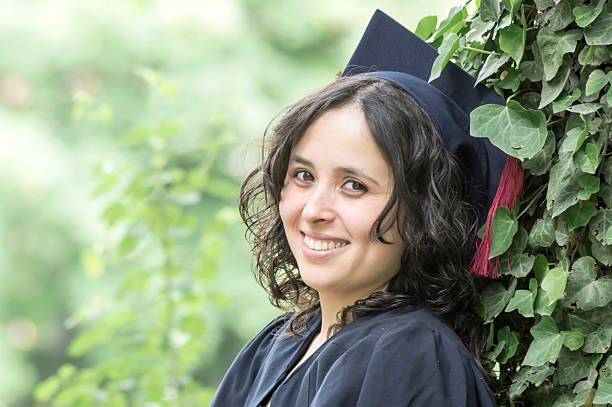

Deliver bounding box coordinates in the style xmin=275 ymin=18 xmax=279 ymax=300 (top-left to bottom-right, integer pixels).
xmin=342 ymin=10 xmax=524 ymax=278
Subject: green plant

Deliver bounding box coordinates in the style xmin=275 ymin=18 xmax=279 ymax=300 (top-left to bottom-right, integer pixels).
xmin=423 ymin=0 xmax=611 ymax=405
xmin=34 ymin=69 xmax=238 ymax=406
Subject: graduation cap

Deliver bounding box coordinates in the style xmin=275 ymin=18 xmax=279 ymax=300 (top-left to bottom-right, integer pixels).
xmin=342 ymin=10 xmax=524 ymax=278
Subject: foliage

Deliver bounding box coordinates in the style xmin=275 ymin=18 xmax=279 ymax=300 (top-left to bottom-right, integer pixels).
xmin=423 ymin=0 xmax=612 ymax=404
xmin=33 ymin=71 xmax=239 ymax=406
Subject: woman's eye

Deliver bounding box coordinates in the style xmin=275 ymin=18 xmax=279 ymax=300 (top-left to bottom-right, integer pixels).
xmin=294 ymin=170 xmax=314 ymax=183
xmin=343 ymin=180 xmax=367 ymax=192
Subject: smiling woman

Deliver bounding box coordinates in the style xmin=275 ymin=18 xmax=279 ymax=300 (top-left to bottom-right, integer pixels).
xmin=209 ymin=9 xmax=513 ymax=407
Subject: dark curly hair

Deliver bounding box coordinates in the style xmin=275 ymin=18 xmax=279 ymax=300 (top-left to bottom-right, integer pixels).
xmin=239 ymin=75 xmax=488 ymax=365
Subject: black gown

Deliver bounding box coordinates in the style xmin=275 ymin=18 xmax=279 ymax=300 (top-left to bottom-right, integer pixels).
xmin=210 ymin=304 xmax=496 ymax=406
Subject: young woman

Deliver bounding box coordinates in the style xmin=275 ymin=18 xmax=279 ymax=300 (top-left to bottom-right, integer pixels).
xmin=210 ymin=10 xmax=513 ymax=407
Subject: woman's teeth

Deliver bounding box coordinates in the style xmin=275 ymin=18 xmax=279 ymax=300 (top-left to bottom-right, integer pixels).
xmin=304 ymin=235 xmax=348 ymax=251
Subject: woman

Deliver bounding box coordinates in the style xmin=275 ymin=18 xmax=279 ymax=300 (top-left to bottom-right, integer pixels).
xmin=210 ymin=10 xmax=514 ymax=407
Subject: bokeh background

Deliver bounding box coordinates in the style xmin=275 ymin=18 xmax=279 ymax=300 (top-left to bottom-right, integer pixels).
xmin=1 ymin=0 xmax=460 ymax=405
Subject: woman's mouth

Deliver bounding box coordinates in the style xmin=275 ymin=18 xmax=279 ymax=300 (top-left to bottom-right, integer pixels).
xmin=301 ymin=232 xmax=350 ymax=257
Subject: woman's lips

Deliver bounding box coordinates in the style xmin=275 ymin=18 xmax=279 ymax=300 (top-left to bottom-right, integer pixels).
xmin=300 ymin=232 xmax=350 ymax=259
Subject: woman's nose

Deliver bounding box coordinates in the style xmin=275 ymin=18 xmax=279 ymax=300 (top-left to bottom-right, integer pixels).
xmin=301 ymin=185 xmax=336 ymax=223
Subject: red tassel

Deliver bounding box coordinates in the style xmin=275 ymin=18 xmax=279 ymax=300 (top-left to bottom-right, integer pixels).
xmin=469 ymin=156 xmax=524 ymax=278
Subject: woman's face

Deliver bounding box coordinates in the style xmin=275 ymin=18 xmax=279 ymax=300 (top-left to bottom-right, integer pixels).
xmin=279 ymin=103 xmax=405 ymax=304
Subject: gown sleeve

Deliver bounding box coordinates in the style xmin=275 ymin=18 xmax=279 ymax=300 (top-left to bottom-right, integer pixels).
xmin=208 ymin=314 xmax=290 ymax=407
xmin=310 ymin=319 xmax=496 ymax=407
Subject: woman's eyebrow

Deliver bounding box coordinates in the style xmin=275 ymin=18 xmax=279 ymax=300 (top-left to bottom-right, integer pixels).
xmin=289 ymin=154 xmax=381 ymax=187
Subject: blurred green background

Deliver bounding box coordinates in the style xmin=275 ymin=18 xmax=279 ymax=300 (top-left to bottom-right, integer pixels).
xmin=1 ymin=0 xmax=459 ymax=405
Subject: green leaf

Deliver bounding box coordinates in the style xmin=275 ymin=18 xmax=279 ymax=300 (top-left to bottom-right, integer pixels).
xmin=560 ymin=125 xmax=588 ymax=155
xmin=573 ymin=143 xmax=600 ymax=174
xmin=529 ymin=216 xmax=556 ymax=248
xmin=536 ymin=28 xmax=582 ymax=81
xmin=573 ymin=368 xmax=598 ymax=405
xmin=433 ymin=6 xmax=468 ymax=41
xmin=539 ymin=56 xmax=572 ymax=108
xmin=577 ymin=174 xmax=600 ymax=200
xmin=586 ymin=69 xmax=610 ymax=95
xmin=481 ymin=279 xmax=518 ymax=322
xmin=523 ymin=316 xmax=564 ymax=366
xmin=34 ymin=375 xmax=61 ymax=402
xmin=560 ymin=201 xmax=598 ymax=231
xmin=583 ymin=324 xmax=612 ymax=353
xmin=415 ymin=16 xmax=438 ymax=40
xmin=470 ymin=100 xmax=547 ymax=159
xmin=81 ymin=250 xmax=104 ymax=278
xmin=101 ymin=202 xmax=127 ymax=226
xmin=476 ymin=53 xmax=511 ymax=84
xmin=547 ymin=154 xmax=582 ymax=217
xmin=546 ymin=1 xmax=574 ymax=31
xmin=467 ymin=15 xmax=496 ymax=41
xmin=522 ymin=130 xmax=555 ymax=175
xmin=557 ymin=348 xmax=591 ymax=385
xmin=553 ymin=88 xmax=582 ymax=113
xmin=602 ymin=184 xmax=612 ymax=207
xmin=593 ymin=374 xmax=612 ymax=404
xmin=118 ymin=234 xmax=139 ymax=257
xmin=535 ymin=287 xmax=557 ymax=316
xmin=562 ymin=328 xmax=585 ymax=351
xmin=510 ymin=364 xmax=554 ymax=399
xmin=533 ymin=254 xmax=549 ymax=283
xmin=584 ymin=8 xmax=612 ymax=45
xmin=567 ymin=256 xmax=612 ymax=310
xmin=573 ymin=0 xmax=606 ymax=27
xmin=500 ymin=24 xmax=525 ymax=65
xmin=501 ymin=253 xmax=535 ymax=277
xmin=498 ymin=325 xmax=520 ymax=363
xmin=497 ymin=68 xmax=520 ymax=92
xmin=589 ymin=209 xmax=612 ymax=245
xmin=556 ymin=221 xmax=570 ymax=246
xmin=490 ymin=207 xmax=518 ymax=258
xmin=541 ymin=267 xmax=568 ymax=304
xmin=566 ymin=103 xmax=603 ymax=114
xmin=480 ymin=0 xmax=501 ymax=22
xmin=429 ymin=34 xmax=460 ymax=82
xmin=506 ymin=289 xmax=535 ymax=317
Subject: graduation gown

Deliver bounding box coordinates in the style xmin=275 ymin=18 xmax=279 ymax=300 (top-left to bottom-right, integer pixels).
xmin=210 ymin=304 xmax=496 ymax=406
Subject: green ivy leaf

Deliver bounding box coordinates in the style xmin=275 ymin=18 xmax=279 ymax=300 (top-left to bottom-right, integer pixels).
xmin=475 ymin=53 xmax=511 ymax=84
xmin=533 ymin=254 xmax=549 ymax=283
xmin=506 ymin=289 xmax=535 ymax=317
xmin=567 ymin=256 xmax=612 ymax=310
xmin=497 ymin=68 xmax=520 ymax=92
xmin=541 ymin=267 xmax=568 ymax=304
xmin=467 ymin=15 xmax=496 ymax=41
xmin=537 ymin=28 xmax=582 ymax=81
xmin=584 ymin=8 xmax=612 ymax=45
xmin=557 ymin=348 xmax=591 ymax=385
xmin=573 ymin=0 xmax=606 ymax=27
xmin=546 ymin=1 xmax=574 ymax=31
xmin=480 ymin=0 xmax=501 ymax=22
xmin=535 ymin=287 xmax=557 ymax=315
xmin=481 ymin=279 xmax=518 ymax=322
xmin=589 ymin=209 xmax=612 ymax=245
xmin=556 ymin=221 xmax=570 ymax=246
xmin=577 ymin=174 xmax=600 ymax=200
xmin=490 ymin=207 xmax=519 ymax=258
xmin=539 ymin=55 xmax=572 ymax=108
xmin=433 ymin=5 xmax=468 ymax=41
xmin=500 ymin=23 xmax=525 ymax=65
xmin=498 ymin=325 xmax=520 ymax=363
xmin=523 ymin=316 xmax=564 ymax=366
xmin=429 ymin=33 xmax=460 ymax=82
xmin=509 ymin=364 xmax=554 ymax=399
xmin=573 ymin=368 xmax=598 ymax=405
xmin=601 ymin=184 xmax=612 ymax=207
xmin=560 ymin=201 xmax=598 ymax=231
xmin=583 ymin=324 xmax=612 ymax=353
xmin=415 ymin=15 xmax=438 ymax=40
xmin=471 ymin=100 xmax=547 ymax=159
xmin=560 ymin=126 xmax=588 ymax=155
xmin=593 ymin=374 xmax=612 ymax=404
xmin=34 ymin=375 xmax=61 ymax=402
xmin=529 ymin=216 xmax=556 ymax=248
xmin=585 ymin=69 xmax=610 ymax=95
xmin=501 ymin=253 xmax=535 ymax=277
xmin=567 ymin=103 xmax=603 ymax=114
xmin=562 ymin=328 xmax=585 ymax=351
xmin=573 ymin=143 xmax=600 ymax=174
xmin=522 ymin=130 xmax=555 ymax=176
xmin=553 ymin=88 xmax=582 ymax=113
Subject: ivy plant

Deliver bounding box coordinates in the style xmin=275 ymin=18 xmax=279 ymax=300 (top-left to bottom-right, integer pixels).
xmin=423 ymin=0 xmax=611 ymax=405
